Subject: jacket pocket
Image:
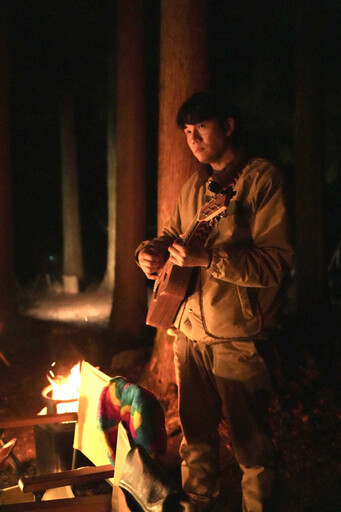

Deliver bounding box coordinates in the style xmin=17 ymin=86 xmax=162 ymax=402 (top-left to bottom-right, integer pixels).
xmin=236 ymin=285 xmax=255 ymax=320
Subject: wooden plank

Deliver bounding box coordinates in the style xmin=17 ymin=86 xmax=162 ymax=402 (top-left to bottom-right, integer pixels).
xmin=19 ymin=465 xmax=114 ymax=493
xmin=0 ymin=413 xmax=78 ymax=429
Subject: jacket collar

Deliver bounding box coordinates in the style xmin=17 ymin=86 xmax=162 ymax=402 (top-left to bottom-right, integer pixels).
xmin=203 ymin=150 xmax=248 ymax=196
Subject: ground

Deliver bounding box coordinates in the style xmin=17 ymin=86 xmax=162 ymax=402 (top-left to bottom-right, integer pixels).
xmin=0 ymin=287 xmax=340 ymax=511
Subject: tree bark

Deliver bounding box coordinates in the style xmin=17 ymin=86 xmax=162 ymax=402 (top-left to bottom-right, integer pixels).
xmin=108 ymin=0 xmax=148 ymax=348
xmin=141 ymin=0 xmax=209 ymax=395
xmin=60 ymin=92 xmax=84 ymax=293
xmin=294 ymin=0 xmax=325 ymax=317
xmin=0 ymin=2 xmax=16 ymax=327
xmin=101 ymin=48 xmax=116 ymax=291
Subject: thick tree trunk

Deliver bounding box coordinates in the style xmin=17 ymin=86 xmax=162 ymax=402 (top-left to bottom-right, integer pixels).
xmin=60 ymin=92 xmax=84 ymax=293
xmin=0 ymin=2 xmax=16 ymax=328
xmin=108 ymin=0 xmax=147 ymax=348
xmin=294 ymin=0 xmax=325 ymax=317
xmin=141 ymin=0 xmax=209 ymax=395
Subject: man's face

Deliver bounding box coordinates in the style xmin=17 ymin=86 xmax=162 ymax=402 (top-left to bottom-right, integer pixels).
xmin=183 ymin=118 xmax=233 ymax=169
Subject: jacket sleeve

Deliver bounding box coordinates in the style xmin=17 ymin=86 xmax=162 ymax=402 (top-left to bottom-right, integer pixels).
xmin=208 ymin=169 xmax=294 ymax=288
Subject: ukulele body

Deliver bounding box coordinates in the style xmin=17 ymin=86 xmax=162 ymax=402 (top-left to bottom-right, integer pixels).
xmin=146 ymin=261 xmax=193 ymax=329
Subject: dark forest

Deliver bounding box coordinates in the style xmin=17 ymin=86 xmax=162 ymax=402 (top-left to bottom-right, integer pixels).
xmin=0 ymin=1 xmax=340 ymax=511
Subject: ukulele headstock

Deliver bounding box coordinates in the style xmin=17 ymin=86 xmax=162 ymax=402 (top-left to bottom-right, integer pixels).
xmin=198 ymin=187 xmax=236 ymax=223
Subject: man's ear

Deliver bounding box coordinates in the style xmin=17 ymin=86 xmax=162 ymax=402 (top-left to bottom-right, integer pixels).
xmin=224 ymin=117 xmax=235 ymax=137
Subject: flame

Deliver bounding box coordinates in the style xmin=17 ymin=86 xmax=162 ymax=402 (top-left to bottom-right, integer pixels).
xmin=39 ymin=362 xmax=81 ymax=415
xmin=47 ymin=363 xmax=81 ymax=400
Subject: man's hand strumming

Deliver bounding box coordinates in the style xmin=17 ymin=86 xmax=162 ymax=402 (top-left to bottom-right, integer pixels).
xmin=138 ymin=246 xmax=167 ymax=280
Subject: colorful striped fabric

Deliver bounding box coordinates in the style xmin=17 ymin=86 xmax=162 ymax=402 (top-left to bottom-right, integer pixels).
xmin=98 ymin=376 xmax=167 ymax=467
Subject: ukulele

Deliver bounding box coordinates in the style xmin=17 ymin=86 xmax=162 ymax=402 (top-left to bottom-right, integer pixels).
xmin=146 ymin=184 xmax=236 ymax=330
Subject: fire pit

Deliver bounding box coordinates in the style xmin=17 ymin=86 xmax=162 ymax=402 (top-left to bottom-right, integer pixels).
xmin=41 ymin=384 xmax=78 ymax=415
xmin=34 ymin=363 xmax=80 ymax=474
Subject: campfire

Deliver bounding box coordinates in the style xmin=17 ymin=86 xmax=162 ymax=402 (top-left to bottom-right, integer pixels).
xmin=35 ymin=362 xmax=81 ymax=474
xmin=39 ymin=362 xmax=81 ymax=415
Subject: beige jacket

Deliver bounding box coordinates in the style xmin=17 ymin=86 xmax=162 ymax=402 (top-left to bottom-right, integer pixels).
xmin=137 ymin=158 xmax=294 ymax=342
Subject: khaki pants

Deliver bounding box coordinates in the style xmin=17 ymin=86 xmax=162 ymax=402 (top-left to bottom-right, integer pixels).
xmin=174 ymin=334 xmax=276 ymax=512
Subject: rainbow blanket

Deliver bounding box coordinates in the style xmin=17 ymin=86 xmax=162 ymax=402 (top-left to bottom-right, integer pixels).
xmin=98 ymin=376 xmax=167 ymax=467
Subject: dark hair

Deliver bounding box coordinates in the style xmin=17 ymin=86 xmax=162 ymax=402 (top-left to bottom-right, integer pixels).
xmin=176 ymin=90 xmax=242 ymax=143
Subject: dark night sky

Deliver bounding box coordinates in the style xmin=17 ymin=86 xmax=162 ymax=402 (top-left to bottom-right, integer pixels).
xmin=8 ymin=0 xmax=341 ymax=286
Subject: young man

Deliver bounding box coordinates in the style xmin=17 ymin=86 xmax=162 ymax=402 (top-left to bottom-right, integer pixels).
xmin=136 ymin=91 xmax=293 ymax=512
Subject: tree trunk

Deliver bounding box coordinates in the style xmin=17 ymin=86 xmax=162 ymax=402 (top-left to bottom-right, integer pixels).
xmin=108 ymin=0 xmax=147 ymax=348
xmin=101 ymin=48 xmax=116 ymax=291
xmin=60 ymin=92 xmax=84 ymax=293
xmin=141 ymin=0 xmax=209 ymax=395
xmin=0 ymin=2 xmax=16 ymax=329
xmin=294 ymin=0 xmax=325 ymax=318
